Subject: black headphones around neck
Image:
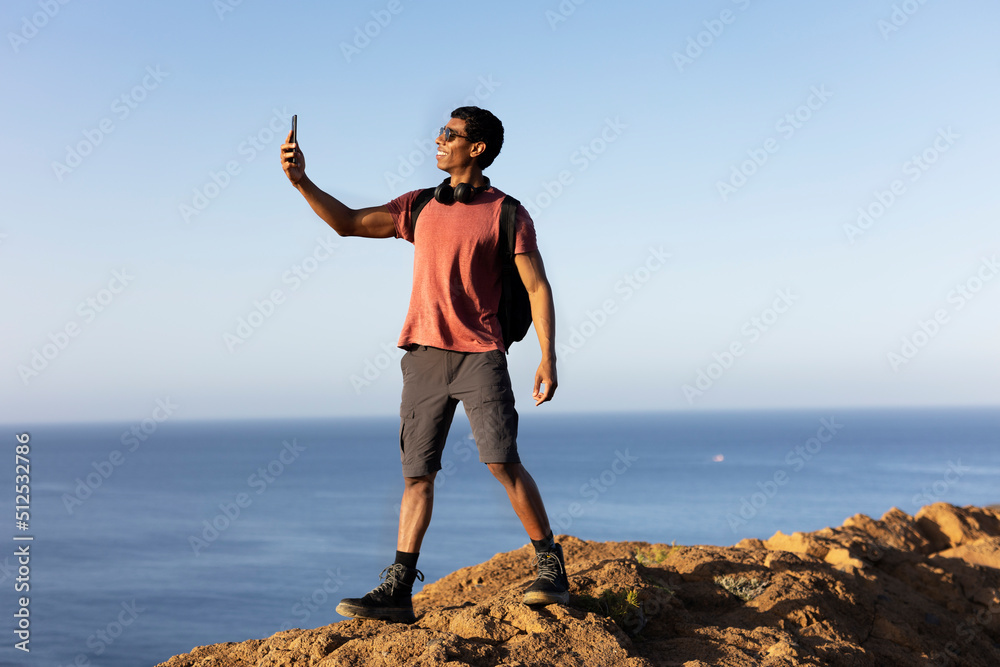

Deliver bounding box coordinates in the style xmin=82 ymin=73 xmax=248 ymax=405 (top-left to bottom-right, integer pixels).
xmin=434 ymin=176 xmax=490 ymax=204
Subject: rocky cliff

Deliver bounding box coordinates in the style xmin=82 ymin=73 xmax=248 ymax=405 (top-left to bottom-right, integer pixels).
xmin=155 ymin=503 xmax=1000 ymax=666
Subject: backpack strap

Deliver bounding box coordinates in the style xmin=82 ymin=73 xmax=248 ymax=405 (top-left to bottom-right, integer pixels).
xmin=499 ymin=196 xmax=520 ymax=349
xmin=499 ymin=195 xmax=519 ymax=258
xmin=410 ymin=188 xmax=436 ymax=231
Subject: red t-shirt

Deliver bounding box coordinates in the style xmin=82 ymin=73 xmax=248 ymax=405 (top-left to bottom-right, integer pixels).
xmin=386 ymin=187 xmax=538 ymax=353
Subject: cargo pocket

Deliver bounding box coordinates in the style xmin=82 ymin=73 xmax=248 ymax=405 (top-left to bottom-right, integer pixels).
xmin=399 ymin=406 xmax=415 ymax=464
xmin=479 ymin=383 xmax=518 ymax=461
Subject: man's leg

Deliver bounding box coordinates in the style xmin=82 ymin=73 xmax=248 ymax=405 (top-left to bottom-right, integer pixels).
xmin=487 ymin=461 xmax=569 ymax=605
xmin=486 ymin=462 xmax=549 ymax=541
xmin=336 ymin=347 xmax=454 ymax=623
xmin=398 ymin=473 xmax=437 ymax=552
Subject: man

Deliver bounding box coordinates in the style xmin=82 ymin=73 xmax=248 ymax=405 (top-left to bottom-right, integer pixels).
xmin=280 ymin=107 xmax=568 ymax=624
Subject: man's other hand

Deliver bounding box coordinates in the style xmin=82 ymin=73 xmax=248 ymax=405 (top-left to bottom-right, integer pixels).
xmin=532 ymin=357 xmax=557 ymax=406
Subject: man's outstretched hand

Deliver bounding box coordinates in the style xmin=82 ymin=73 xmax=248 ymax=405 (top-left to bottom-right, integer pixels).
xmin=532 ymin=357 xmax=558 ymax=406
xmin=281 ymin=130 xmax=305 ymax=184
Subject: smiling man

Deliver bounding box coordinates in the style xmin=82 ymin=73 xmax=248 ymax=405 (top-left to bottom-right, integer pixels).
xmin=280 ymin=107 xmax=568 ymax=623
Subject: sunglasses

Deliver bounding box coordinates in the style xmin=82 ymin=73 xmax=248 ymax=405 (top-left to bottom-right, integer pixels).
xmin=438 ymin=126 xmax=470 ymax=142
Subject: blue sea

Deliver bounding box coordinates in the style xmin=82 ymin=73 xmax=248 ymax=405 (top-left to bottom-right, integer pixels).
xmin=1 ymin=408 xmax=998 ymax=667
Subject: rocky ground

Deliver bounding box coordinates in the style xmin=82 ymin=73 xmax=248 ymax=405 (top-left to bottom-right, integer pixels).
xmin=155 ymin=503 xmax=1000 ymax=666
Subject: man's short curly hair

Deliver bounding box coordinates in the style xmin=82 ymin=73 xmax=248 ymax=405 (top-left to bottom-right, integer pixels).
xmin=451 ymin=106 xmax=504 ymax=169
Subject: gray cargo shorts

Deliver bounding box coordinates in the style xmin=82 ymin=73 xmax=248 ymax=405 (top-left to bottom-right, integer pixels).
xmin=399 ymin=345 xmax=520 ymax=478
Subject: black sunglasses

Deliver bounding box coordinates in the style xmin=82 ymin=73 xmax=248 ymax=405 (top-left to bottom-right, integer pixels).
xmin=438 ymin=126 xmax=470 ymax=142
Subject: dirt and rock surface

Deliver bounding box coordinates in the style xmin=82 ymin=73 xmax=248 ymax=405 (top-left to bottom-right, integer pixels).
xmin=155 ymin=502 xmax=1000 ymax=666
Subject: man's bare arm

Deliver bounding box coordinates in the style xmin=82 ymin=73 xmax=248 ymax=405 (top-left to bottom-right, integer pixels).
xmin=514 ymin=250 xmax=557 ymax=405
xmin=281 ymin=131 xmax=395 ymax=238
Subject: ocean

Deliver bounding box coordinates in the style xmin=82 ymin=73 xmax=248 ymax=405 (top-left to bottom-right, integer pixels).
xmin=1 ymin=407 xmax=998 ymax=667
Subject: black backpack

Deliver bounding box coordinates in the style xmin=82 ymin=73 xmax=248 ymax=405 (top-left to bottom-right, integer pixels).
xmin=410 ymin=188 xmax=532 ymax=351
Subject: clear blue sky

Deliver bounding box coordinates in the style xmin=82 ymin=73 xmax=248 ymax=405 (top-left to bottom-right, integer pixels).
xmin=3 ymin=0 xmax=999 ymax=423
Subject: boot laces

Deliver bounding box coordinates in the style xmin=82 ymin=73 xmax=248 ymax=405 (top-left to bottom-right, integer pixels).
xmin=531 ymin=551 xmax=563 ymax=584
xmin=374 ymin=563 xmax=424 ymax=595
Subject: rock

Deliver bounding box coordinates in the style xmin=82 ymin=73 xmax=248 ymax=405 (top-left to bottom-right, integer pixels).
xmin=155 ymin=504 xmax=1000 ymax=667
xmin=916 ymin=503 xmax=1000 ymax=551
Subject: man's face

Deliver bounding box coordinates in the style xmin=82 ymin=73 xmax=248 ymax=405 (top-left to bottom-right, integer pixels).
xmin=436 ymin=118 xmax=482 ymax=172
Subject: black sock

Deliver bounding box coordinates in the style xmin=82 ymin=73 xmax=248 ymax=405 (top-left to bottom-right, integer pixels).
xmin=531 ymin=532 xmax=556 ymax=553
xmin=395 ymin=550 xmax=419 ymax=570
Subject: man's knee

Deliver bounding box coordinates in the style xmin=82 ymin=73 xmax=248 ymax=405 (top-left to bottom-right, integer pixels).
xmin=486 ymin=461 xmax=521 ymax=481
xmin=404 ymin=473 xmax=436 ymax=496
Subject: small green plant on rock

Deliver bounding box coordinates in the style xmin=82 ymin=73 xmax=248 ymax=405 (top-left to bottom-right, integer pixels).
xmin=714 ymin=574 xmax=768 ymax=602
xmin=575 ymin=588 xmax=646 ymax=635
xmin=635 ymin=541 xmax=679 ymax=566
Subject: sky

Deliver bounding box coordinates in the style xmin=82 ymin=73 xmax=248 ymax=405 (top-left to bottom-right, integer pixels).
xmin=2 ymin=0 xmax=999 ymax=423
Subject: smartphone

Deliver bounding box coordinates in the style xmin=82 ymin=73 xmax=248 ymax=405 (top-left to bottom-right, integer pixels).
xmin=290 ymin=115 xmax=298 ymax=165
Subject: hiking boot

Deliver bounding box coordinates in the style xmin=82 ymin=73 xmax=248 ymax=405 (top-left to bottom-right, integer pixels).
xmin=336 ymin=563 xmax=424 ymax=623
xmin=523 ymin=542 xmax=570 ymax=606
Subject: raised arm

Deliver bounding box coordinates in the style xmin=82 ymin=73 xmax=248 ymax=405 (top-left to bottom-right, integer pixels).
xmin=514 ymin=250 xmax=558 ymax=405
xmin=281 ymin=131 xmax=395 ymax=238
